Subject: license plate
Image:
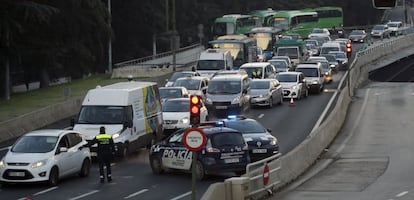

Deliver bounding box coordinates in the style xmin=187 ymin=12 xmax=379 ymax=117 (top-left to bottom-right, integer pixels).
xmin=9 ymin=171 xmax=25 ymax=177
xmin=216 ymin=106 xmax=227 ymax=109
xmin=224 ymin=158 xmax=239 ymax=163
xmin=283 ymin=91 xmax=289 ymax=95
xmin=252 ymin=149 xmax=267 ymax=153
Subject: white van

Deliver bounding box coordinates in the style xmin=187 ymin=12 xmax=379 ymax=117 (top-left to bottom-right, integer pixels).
xmin=295 ymin=62 xmax=324 ymax=94
xmin=319 ymin=42 xmax=341 ymax=55
xmin=239 ymin=62 xmax=277 ymax=79
xmin=196 ymin=49 xmax=233 ymax=78
xmin=72 ymin=81 xmax=163 ymax=157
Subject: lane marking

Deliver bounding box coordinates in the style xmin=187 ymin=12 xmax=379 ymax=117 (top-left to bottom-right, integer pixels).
xmin=396 ymin=191 xmax=408 ymax=197
xmin=33 ymin=186 xmax=58 ymax=196
xmin=124 ymin=189 xmax=148 ymax=199
xmin=170 ymin=191 xmax=191 ymax=200
xmin=69 ymin=190 xmax=99 ymax=200
xmin=258 ymin=114 xmax=264 ymax=119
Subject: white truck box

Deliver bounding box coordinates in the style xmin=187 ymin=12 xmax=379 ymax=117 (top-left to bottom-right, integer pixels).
xmin=196 ymin=48 xmax=233 ymax=78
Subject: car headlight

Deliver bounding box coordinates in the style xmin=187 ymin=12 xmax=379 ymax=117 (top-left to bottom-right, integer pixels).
xmin=270 ymin=137 xmax=278 ymax=146
xmin=31 ymin=159 xmax=48 ymax=168
xmin=291 ymin=85 xmax=298 ymax=90
xmin=330 ymin=64 xmax=335 ymax=68
xmin=205 ymin=97 xmax=212 ymax=104
xmin=0 ymin=160 xmax=5 ymax=168
xmin=324 ymin=72 xmax=329 ymax=76
xmin=244 ymin=137 xmax=253 ymax=142
xmin=259 ymin=93 xmax=269 ymax=98
xmin=112 ymin=133 xmax=120 ymax=139
xmin=312 ymin=80 xmax=319 ymax=84
xmin=180 ymin=117 xmax=189 ymax=124
xmin=231 ymin=96 xmax=240 ymax=104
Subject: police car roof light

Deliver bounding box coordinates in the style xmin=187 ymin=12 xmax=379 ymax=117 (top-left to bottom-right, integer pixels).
xmin=227 ymin=115 xmax=246 ymax=120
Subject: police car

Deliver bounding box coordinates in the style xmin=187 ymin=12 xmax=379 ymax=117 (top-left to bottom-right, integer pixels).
xmin=149 ymin=126 xmax=249 ymax=180
xmin=218 ymin=116 xmax=279 ymax=162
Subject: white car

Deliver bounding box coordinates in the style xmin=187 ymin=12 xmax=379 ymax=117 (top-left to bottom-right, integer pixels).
xmin=162 ymin=98 xmax=208 ymax=131
xmin=308 ymin=28 xmax=330 ymax=38
xmin=277 ymin=72 xmax=309 ymax=99
xmin=0 ymin=129 xmax=91 ymax=186
xmin=173 ymin=76 xmax=209 ymax=101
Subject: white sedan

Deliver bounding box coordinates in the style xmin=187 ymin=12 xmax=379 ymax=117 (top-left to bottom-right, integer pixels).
xmin=0 ymin=129 xmax=91 ymax=186
xmin=162 ymin=98 xmax=208 ymax=131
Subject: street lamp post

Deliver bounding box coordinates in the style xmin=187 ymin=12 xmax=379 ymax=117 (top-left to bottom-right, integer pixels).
xmin=108 ymin=0 xmax=112 ymax=73
xmin=172 ymin=0 xmax=177 ymax=72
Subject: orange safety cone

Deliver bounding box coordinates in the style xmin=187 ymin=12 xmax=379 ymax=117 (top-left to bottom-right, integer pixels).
xmin=289 ymin=97 xmax=295 ymax=107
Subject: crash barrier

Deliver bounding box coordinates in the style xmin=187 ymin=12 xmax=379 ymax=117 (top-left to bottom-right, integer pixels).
xmin=201 ymin=33 xmax=414 ymax=200
xmin=112 ymin=43 xmax=204 ymax=78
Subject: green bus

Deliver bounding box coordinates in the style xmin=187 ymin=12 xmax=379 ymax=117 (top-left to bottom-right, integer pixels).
xmin=272 ymin=10 xmax=319 ymax=39
xmin=208 ymin=34 xmax=257 ymax=69
xmin=212 ymin=14 xmax=256 ymax=39
xmin=301 ymin=6 xmax=344 ymax=30
xmin=245 ymin=27 xmax=282 ymax=61
xmin=248 ymin=9 xmax=278 ymax=27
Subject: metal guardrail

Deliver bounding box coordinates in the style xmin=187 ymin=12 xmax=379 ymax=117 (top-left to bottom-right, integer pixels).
xmin=114 ymin=43 xmax=202 ymax=68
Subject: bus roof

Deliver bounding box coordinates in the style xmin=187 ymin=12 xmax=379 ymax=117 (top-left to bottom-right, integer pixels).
xmin=246 ymin=27 xmax=282 ymax=34
xmin=209 ymin=35 xmax=256 ymax=44
xmin=214 ymin=14 xmax=252 ymax=23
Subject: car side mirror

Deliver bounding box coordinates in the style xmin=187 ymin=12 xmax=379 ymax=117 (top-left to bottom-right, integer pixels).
xmin=123 ymin=120 xmax=133 ymax=128
xmin=70 ymin=117 xmax=75 ymax=127
xmin=57 ymin=147 xmax=68 ymax=154
xmin=267 ymin=128 xmax=272 ymax=133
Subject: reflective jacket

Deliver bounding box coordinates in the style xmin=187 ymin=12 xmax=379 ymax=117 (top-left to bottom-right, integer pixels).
xmin=91 ymin=133 xmax=115 ymax=156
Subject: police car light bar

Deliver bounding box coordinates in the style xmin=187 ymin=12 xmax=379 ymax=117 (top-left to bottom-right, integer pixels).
xmin=227 ymin=115 xmax=246 ymax=120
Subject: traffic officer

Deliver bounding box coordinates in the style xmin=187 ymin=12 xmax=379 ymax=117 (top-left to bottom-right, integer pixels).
xmin=252 ymin=69 xmax=262 ymax=79
xmin=87 ymin=126 xmax=115 ymax=183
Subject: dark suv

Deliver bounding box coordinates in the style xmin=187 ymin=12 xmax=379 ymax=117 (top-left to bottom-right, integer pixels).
xmin=149 ymin=126 xmax=250 ymax=180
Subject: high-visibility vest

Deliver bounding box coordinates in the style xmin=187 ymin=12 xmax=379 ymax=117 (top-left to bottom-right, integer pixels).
xmin=96 ymin=134 xmax=112 ymax=145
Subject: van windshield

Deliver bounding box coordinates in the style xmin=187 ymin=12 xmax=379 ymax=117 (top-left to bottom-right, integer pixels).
xmin=77 ymin=106 xmax=129 ymax=124
xmin=207 ymin=80 xmax=241 ymax=94
xmin=277 ymin=74 xmax=297 ymax=82
xmin=197 ymin=60 xmax=225 ymax=70
xmin=296 ymin=68 xmax=318 ymax=77
xmin=277 ymin=48 xmax=298 ymax=59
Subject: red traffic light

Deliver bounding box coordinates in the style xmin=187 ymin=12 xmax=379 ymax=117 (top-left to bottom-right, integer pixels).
xmin=190 ymin=95 xmax=201 ymax=125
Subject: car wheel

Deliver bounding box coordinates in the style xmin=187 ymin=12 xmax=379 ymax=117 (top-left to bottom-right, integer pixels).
xmin=48 ymin=167 xmax=59 ymax=186
xmin=194 ymin=160 xmax=206 ymax=180
xmin=268 ymin=97 xmax=273 ymax=108
xmin=121 ymin=144 xmax=129 ymax=158
xmin=79 ymin=158 xmax=91 ymax=177
xmin=278 ymin=95 xmax=283 ymax=105
xmin=150 ymin=156 xmax=164 ymax=174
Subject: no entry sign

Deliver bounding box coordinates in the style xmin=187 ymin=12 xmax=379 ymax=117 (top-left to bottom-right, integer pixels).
xmin=183 ymin=127 xmax=206 ymax=152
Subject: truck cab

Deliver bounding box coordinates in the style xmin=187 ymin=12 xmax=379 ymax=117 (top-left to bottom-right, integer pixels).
xmin=196 ymin=49 xmax=233 ymax=78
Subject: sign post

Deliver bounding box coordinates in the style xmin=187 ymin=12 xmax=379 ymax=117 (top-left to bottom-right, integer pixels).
xmin=183 ymin=128 xmax=207 ymax=200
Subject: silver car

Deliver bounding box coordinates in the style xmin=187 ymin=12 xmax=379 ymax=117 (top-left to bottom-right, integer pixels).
xmin=249 ymin=79 xmax=283 ymax=108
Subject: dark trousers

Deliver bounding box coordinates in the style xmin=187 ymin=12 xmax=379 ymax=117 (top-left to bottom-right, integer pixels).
xmin=98 ymin=155 xmax=112 ymax=179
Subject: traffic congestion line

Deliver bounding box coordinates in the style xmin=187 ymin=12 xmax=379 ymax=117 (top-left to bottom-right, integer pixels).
xmin=170 ymin=191 xmax=191 ymax=200
xmin=69 ymin=190 xmax=99 ymax=200
xmin=123 ymin=189 xmax=149 ymax=199
xmin=395 ymin=191 xmax=408 ymax=197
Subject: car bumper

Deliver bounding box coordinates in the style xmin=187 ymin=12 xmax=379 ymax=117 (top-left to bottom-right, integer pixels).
xmin=0 ymin=165 xmax=51 ymax=183
xmin=250 ymin=97 xmax=270 ymax=106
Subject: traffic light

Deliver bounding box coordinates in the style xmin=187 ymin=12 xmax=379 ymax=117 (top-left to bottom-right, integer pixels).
xmin=346 ymin=42 xmax=352 ymax=57
xmin=190 ymin=95 xmax=201 ymax=126
xmin=372 ymin=0 xmax=397 ymax=9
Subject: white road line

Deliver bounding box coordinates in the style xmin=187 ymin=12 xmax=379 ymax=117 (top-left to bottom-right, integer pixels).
xmin=69 ymin=190 xmax=99 ymax=200
xmin=124 ymin=189 xmax=149 ymax=199
xmin=258 ymin=114 xmax=264 ymax=119
xmin=170 ymin=191 xmax=192 ymax=200
xmin=33 ymin=186 xmax=58 ymax=196
xmin=396 ymin=191 xmax=408 ymax=197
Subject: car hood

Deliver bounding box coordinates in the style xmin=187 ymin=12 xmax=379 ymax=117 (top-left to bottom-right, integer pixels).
xmin=249 ymin=89 xmax=268 ymax=97
xmin=207 ymin=93 xmax=241 ymax=102
xmin=280 ymin=82 xmax=298 ymax=89
xmin=162 ymin=112 xmax=189 ymax=120
xmin=73 ymin=124 xmax=124 ymax=140
xmin=4 ymin=151 xmax=53 ymax=163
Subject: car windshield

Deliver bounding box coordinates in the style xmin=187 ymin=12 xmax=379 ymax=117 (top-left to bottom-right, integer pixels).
xmin=77 ymin=106 xmax=128 ymax=124
xmin=12 ymin=136 xmax=58 ymax=153
xmin=159 ymin=88 xmax=183 ymax=99
xmin=169 ymin=72 xmax=193 ymax=82
xmin=241 ymin=67 xmax=262 ymax=79
xmin=225 ymin=120 xmax=266 ymax=134
xmin=296 ymin=68 xmax=318 ymax=77
xmin=250 ymin=81 xmax=269 ymax=89
xmin=207 ymin=80 xmax=241 ymax=94
xmin=350 ymin=30 xmax=364 ymax=35
xmin=162 ymin=100 xmax=189 ymax=112
xmin=321 ymin=55 xmax=336 ymax=62
xmin=330 ymin=52 xmax=346 ymax=59
xmin=312 ymin=29 xmax=324 ymax=34
xmin=277 ymin=74 xmax=297 ymax=82
xmin=269 ymin=60 xmax=287 ymax=68
xmin=373 ymin=25 xmax=385 ymax=30
xmin=211 ymin=132 xmax=245 ymax=147
xmin=278 ymin=48 xmax=298 ymax=59
xmin=173 ymin=79 xmax=201 ymax=90
xmin=197 ymin=60 xmax=225 ymax=70
xmin=320 ymin=62 xmax=330 ymax=71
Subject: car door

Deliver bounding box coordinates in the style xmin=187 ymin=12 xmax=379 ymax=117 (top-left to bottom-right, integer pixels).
xmin=55 ymin=135 xmax=73 ymax=177
xmin=67 ymin=132 xmax=86 ymax=173
xmin=200 ymin=101 xmax=208 ymax=122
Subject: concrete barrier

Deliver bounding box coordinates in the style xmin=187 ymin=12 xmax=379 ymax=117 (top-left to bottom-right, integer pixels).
xmin=201 ymin=33 xmax=414 ymax=200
